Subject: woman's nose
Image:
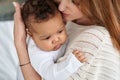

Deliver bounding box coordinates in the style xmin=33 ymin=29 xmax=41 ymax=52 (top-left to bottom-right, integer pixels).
xmin=58 ymin=1 xmax=66 ymax=12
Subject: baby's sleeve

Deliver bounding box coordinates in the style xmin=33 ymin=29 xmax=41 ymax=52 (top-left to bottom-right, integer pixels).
xmin=29 ymin=49 xmax=83 ymax=80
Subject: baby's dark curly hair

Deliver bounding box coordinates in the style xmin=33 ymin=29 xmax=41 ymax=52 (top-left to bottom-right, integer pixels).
xmin=22 ymin=0 xmax=59 ymax=28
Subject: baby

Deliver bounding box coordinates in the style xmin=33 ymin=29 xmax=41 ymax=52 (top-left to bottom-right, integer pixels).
xmin=19 ymin=0 xmax=86 ymax=80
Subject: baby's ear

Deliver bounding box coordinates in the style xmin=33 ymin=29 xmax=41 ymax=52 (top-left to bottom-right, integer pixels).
xmin=26 ymin=29 xmax=32 ymax=36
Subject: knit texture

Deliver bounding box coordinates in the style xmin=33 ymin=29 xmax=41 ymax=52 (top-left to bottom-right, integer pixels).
xmin=64 ymin=22 xmax=120 ymax=80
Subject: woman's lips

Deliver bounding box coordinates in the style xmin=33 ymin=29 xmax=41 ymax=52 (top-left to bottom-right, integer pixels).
xmin=62 ymin=13 xmax=69 ymax=17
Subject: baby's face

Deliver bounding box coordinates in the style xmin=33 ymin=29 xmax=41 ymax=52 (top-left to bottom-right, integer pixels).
xmin=29 ymin=13 xmax=67 ymax=51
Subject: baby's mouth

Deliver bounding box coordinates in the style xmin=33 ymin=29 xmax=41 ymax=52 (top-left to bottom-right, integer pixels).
xmin=54 ymin=44 xmax=61 ymax=50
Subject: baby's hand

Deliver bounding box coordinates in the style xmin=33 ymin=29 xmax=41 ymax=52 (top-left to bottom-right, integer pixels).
xmin=73 ymin=50 xmax=86 ymax=63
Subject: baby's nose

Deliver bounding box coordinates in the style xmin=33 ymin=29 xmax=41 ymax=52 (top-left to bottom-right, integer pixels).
xmin=52 ymin=35 xmax=61 ymax=44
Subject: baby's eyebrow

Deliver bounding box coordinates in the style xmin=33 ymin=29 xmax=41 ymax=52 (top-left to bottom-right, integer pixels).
xmin=58 ymin=23 xmax=65 ymax=29
xmin=39 ymin=23 xmax=65 ymax=38
xmin=39 ymin=35 xmax=49 ymax=38
xmin=38 ymin=33 xmax=49 ymax=39
xmin=56 ymin=26 xmax=64 ymax=32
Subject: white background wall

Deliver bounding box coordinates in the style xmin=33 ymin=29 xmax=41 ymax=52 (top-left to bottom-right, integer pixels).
xmin=0 ymin=21 xmax=18 ymax=80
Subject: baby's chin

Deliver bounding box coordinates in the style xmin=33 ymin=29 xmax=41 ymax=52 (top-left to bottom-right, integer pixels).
xmin=39 ymin=44 xmax=62 ymax=52
xmin=53 ymin=45 xmax=61 ymax=51
xmin=40 ymin=48 xmax=59 ymax=52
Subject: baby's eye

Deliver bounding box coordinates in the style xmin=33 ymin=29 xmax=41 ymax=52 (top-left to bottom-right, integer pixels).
xmin=44 ymin=36 xmax=50 ymax=40
xmin=58 ymin=30 xmax=63 ymax=33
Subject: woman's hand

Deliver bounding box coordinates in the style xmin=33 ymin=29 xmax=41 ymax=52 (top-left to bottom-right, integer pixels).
xmin=13 ymin=2 xmax=42 ymax=80
xmin=13 ymin=2 xmax=27 ymax=48
xmin=13 ymin=1 xmax=29 ymax=65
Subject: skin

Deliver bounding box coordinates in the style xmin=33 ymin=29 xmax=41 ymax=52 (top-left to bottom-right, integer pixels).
xmin=14 ymin=0 xmax=120 ymax=79
xmin=57 ymin=0 xmax=82 ymax=21
xmin=13 ymin=2 xmax=42 ymax=80
xmin=13 ymin=1 xmax=87 ymax=80
xmin=28 ymin=13 xmax=67 ymax=51
xmin=56 ymin=0 xmax=93 ymax=25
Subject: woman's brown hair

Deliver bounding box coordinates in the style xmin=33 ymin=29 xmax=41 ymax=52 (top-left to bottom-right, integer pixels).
xmin=74 ymin=0 xmax=120 ymax=53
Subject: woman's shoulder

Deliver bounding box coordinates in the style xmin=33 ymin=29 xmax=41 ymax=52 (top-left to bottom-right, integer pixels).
xmin=66 ymin=25 xmax=120 ymax=80
xmin=66 ymin=22 xmax=110 ymax=37
xmin=82 ymin=26 xmax=108 ymax=40
xmin=66 ymin=23 xmax=111 ymax=50
xmin=82 ymin=25 xmax=109 ymax=36
xmin=66 ymin=25 xmax=106 ymax=50
xmin=65 ymin=24 xmax=111 ymax=58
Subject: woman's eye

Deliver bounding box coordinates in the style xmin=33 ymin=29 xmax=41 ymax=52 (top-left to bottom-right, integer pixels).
xmin=72 ymin=0 xmax=75 ymax=3
xmin=71 ymin=0 xmax=79 ymax=5
xmin=54 ymin=0 xmax=60 ymax=5
xmin=55 ymin=0 xmax=60 ymax=3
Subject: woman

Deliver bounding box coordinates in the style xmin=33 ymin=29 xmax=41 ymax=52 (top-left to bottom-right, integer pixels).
xmin=13 ymin=0 xmax=120 ymax=80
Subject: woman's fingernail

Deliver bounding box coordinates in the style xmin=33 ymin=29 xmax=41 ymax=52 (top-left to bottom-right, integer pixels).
xmin=13 ymin=2 xmax=16 ymax=7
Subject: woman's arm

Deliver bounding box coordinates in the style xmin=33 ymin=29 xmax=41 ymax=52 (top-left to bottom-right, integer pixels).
xmin=13 ymin=2 xmax=41 ymax=80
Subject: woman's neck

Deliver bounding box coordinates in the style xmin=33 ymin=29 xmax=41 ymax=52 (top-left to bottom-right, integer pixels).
xmin=72 ymin=18 xmax=94 ymax=26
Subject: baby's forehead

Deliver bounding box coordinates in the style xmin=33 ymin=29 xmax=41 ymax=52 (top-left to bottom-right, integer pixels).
xmin=30 ymin=20 xmax=64 ymax=35
xmin=29 ymin=11 xmax=61 ymax=22
xmin=29 ymin=12 xmax=63 ymax=26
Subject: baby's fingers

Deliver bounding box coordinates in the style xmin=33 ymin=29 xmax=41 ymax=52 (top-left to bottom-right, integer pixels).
xmin=73 ymin=50 xmax=87 ymax=63
xmin=79 ymin=56 xmax=87 ymax=63
xmin=73 ymin=50 xmax=80 ymax=55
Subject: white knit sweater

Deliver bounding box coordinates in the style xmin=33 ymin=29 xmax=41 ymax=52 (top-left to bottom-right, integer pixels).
xmin=62 ymin=22 xmax=120 ymax=80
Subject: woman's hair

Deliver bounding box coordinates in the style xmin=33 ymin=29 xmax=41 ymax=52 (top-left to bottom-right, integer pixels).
xmin=22 ymin=0 xmax=58 ymax=28
xmin=74 ymin=0 xmax=120 ymax=53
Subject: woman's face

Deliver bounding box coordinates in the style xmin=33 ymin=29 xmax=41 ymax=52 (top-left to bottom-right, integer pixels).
xmin=56 ymin=0 xmax=84 ymax=21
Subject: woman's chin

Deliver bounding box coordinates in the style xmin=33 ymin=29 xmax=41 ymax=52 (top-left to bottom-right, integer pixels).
xmin=63 ymin=16 xmax=76 ymax=22
xmin=64 ymin=17 xmax=72 ymax=22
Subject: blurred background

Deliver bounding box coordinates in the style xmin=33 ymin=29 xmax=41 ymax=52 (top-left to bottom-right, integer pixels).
xmin=0 ymin=0 xmax=25 ymax=20
xmin=0 ymin=0 xmax=25 ymax=80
